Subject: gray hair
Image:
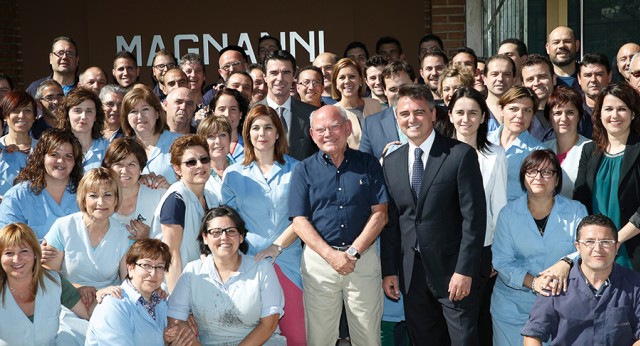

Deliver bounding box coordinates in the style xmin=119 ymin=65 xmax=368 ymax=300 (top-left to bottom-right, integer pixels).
xmin=99 ymin=84 xmax=127 ymax=102
xmin=629 ymin=53 xmax=640 ymax=74
xmin=35 ymin=79 xmax=62 ymax=100
xmin=179 ymin=53 xmax=204 ymax=69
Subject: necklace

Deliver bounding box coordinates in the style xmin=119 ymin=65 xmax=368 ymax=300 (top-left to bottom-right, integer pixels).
xmin=535 ymin=215 xmax=550 ymax=236
xmin=9 ymin=285 xmax=31 ymax=299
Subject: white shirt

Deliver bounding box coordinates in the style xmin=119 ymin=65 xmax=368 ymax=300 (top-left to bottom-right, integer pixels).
xmin=266 ymin=96 xmax=293 ymax=139
xmin=407 ymin=130 xmax=436 ymax=183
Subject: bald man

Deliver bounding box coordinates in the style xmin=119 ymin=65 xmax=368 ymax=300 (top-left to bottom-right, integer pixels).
xmin=313 ymin=52 xmax=338 ymax=105
xmin=616 ymin=43 xmax=640 ymax=82
xmin=545 ymin=26 xmax=580 ymax=90
xmin=163 ymin=87 xmax=196 ymax=134
xmin=78 ymin=67 xmax=107 ymax=94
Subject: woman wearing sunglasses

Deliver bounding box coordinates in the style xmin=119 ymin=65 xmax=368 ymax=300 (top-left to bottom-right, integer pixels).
xmin=151 ymin=134 xmax=218 ymax=292
xmin=168 ymin=206 xmax=285 ymax=345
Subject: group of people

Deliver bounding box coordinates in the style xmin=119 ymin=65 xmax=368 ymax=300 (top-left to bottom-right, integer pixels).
xmin=1 ymin=25 xmax=640 ymax=346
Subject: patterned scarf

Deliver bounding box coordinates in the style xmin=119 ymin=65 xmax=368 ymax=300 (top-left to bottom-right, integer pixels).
xmin=126 ymin=279 xmax=162 ymax=320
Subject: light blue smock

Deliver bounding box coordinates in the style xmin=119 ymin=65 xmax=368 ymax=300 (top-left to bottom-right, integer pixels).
xmin=0 ymin=143 xmax=28 ymax=196
xmin=0 ymin=181 xmax=79 ymax=240
xmin=82 ymin=137 xmax=109 ymax=171
xmin=488 ymin=126 xmax=543 ymax=202
xmin=85 ymin=280 xmax=168 ymax=346
xmin=221 ymin=155 xmax=302 ymax=289
xmin=143 ymin=130 xmax=183 ymax=185
xmin=490 ymin=194 xmax=587 ymax=345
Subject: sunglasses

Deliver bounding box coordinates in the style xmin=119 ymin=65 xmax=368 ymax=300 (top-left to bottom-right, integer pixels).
xmin=182 ymin=156 xmax=211 ymax=168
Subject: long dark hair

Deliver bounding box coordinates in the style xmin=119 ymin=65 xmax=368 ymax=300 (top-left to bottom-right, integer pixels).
xmin=591 ymin=83 xmax=640 ymax=153
xmin=448 ymin=87 xmax=492 ymax=154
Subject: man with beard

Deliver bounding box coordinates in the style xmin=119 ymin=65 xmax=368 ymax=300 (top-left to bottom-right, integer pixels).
xmin=577 ymin=53 xmax=612 ymax=138
xmin=418 ymin=48 xmax=448 ymax=103
xmin=521 ymin=54 xmax=557 ymax=141
xmin=545 ymin=26 xmax=580 ymax=91
xmin=163 ymin=87 xmax=196 ymax=134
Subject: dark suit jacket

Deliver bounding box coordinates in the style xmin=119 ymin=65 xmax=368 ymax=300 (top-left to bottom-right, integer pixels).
xmin=574 ymin=133 xmax=640 ymax=261
xmin=255 ymin=97 xmax=318 ymax=161
xmin=381 ymin=132 xmax=487 ymax=298
xmin=359 ymin=107 xmax=399 ymax=160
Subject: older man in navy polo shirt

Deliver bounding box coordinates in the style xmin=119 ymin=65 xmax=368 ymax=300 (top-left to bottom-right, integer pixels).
xmin=290 ymin=105 xmax=389 ymax=346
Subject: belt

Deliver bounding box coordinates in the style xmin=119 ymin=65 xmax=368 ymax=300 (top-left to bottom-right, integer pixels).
xmin=331 ymin=245 xmax=351 ymax=251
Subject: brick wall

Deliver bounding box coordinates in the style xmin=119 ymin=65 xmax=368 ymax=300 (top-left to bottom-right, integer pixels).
xmin=430 ymin=0 xmax=467 ymax=57
xmin=0 ymin=0 xmax=23 ymax=88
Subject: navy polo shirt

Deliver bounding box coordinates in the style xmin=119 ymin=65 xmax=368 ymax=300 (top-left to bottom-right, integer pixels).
xmin=289 ymin=148 xmax=388 ymax=247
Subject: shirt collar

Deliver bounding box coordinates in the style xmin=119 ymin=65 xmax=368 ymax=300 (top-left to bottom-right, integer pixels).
xmin=266 ymin=95 xmax=292 ymax=111
xmin=408 ymin=130 xmax=436 ymax=156
xmin=125 ymin=279 xmax=162 ymax=320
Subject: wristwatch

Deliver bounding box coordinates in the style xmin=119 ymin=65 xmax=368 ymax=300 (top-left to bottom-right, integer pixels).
xmin=346 ymin=246 xmax=361 ymax=259
xmin=560 ymin=256 xmax=573 ymax=267
xmin=272 ymin=244 xmax=283 ymax=253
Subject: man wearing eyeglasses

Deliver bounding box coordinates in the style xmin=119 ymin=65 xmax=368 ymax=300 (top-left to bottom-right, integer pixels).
xmin=32 ymin=79 xmax=64 ymax=139
xmin=522 ymin=214 xmax=640 ymax=345
xmin=295 ymin=66 xmax=324 ymax=107
xmin=27 ymin=36 xmax=79 ymax=97
xmin=628 ymin=53 xmax=640 ymax=94
xmin=218 ymin=45 xmax=248 ymax=82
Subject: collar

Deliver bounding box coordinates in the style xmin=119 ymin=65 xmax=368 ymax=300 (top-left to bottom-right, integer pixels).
xmin=266 ymin=95 xmax=292 ymax=110
xmin=577 ymin=260 xmax=611 ymax=298
xmin=408 ymin=130 xmax=436 ymax=156
xmin=320 ymin=147 xmax=351 ymax=167
xmin=125 ymin=279 xmax=162 ymax=320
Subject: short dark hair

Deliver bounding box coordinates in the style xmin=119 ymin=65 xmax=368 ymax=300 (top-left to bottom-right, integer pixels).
xmin=0 ymin=73 xmax=14 ymax=90
xmin=544 ymin=86 xmax=584 ymax=122
xmin=113 ymin=50 xmax=137 ymax=68
xmin=418 ymin=34 xmax=444 ymax=52
xmin=420 ymin=47 xmax=449 ymax=67
xmin=397 ymin=84 xmax=434 ymax=110
xmin=498 ymin=86 xmax=539 ymax=111
xmin=376 ymin=36 xmax=403 ymax=55
xmin=576 ymin=214 xmax=618 ymax=241
xmin=258 ymin=36 xmax=282 ymax=50
xmin=151 ymin=48 xmax=176 ymax=66
xmin=210 ymin=88 xmax=249 ymax=129
xmin=484 ymin=54 xmax=517 ymax=77
xmin=453 ymin=47 xmax=478 ymax=70
xmin=448 ymin=87 xmax=492 ymax=154
xmin=365 ymin=55 xmax=388 ymax=70
xmin=344 ymin=41 xmax=370 ymax=59
xmin=1 ymin=91 xmax=37 ymax=122
xmin=296 ymin=65 xmax=323 ymax=80
xmin=522 ymin=54 xmax=554 ymax=76
xmin=381 ymin=60 xmax=416 ymax=90
xmin=519 ymin=149 xmax=563 ymax=195
xmin=499 ymin=38 xmax=528 ymax=56
xmin=102 ymin=137 xmax=148 ymax=169
xmin=125 ymin=239 xmax=172 ymax=277
xmin=220 ymin=45 xmax=248 ymax=63
xmin=51 ymin=36 xmax=78 ymax=55
xmin=263 ymin=50 xmax=296 ymax=72
xmin=198 ymin=206 xmax=249 ymax=255
xmin=579 ymin=53 xmax=611 ymax=74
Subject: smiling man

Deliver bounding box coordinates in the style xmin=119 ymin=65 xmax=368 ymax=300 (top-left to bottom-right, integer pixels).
xmin=256 ymin=50 xmax=317 ymax=161
xmin=381 ymin=84 xmax=486 ymax=345
xmin=112 ymin=50 xmax=139 ymax=89
xmin=523 ymin=214 xmax=640 ymax=346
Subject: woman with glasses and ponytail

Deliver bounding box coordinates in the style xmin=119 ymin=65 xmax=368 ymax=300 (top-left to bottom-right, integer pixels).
xmin=150 ymin=134 xmax=218 ymax=293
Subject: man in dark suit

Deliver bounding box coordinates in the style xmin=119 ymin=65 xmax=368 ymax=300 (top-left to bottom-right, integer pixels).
xmin=255 ymin=50 xmax=317 ymax=161
xmin=381 ymin=84 xmax=487 ymax=345
xmin=360 ymin=60 xmax=415 ymax=159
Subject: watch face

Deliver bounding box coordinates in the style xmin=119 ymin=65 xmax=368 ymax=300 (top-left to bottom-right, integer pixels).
xmin=347 ymin=247 xmax=357 ymax=256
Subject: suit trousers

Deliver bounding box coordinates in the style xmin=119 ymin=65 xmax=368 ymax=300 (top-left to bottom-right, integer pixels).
xmin=301 ymin=243 xmax=383 ymax=346
xmin=402 ymin=252 xmax=482 ymax=346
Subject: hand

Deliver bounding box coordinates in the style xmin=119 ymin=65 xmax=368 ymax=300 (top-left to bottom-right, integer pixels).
xmin=194 ymin=108 xmax=208 ymax=122
xmin=40 ymin=240 xmax=58 ymax=263
xmin=490 ymin=266 xmax=498 ymax=278
xmin=381 ymin=141 xmax=402 ymax=157
xmin=254 ymin=244 xmax=281 ymax=263
xmin=538 ymin=260 xmax=571 ymax=295
xmin=448 ymin=273 xmax=472 ymax=301
xmin=154 ymin=286 xmax=168 ymax=300
xmin=77 ymin=286 xmax=97 ymax=308
xmin=187 ymin=314 xmax=199 ymax=337
xmin=382 ymin=275 xmax=401 ymax=300
xmin=139 ymin=172 xmax=170 ymax=189
xmin=164 ymin=319 xmax=200 ymax=345
xmin=3 ymin=144 xmax=19 ymax=153
xmin=127 ymin=220 xmax=151 ymax=241
xmin=326 ymin=250 xmax=356 ymax=275
xmin=96 ymin=286 xmax=122 ymax=303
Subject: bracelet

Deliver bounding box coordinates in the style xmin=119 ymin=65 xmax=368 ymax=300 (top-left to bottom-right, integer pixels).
xmin=531 ymin=276 xmax=539 ymax=295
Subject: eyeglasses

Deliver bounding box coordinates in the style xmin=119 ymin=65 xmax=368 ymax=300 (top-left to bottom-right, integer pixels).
xmin=135 ymin=263 xmax=166 ymax=273
xmin=51 ymin=50 xmax=77 ymax=58
xmin=221 ymin=61 xmax=243 ymax=71
xmin=103 ymin=101 xmax=122 ymax=109
xmin=41 ymin=94 xmax=64 ymax=102
xmin=525 ymin=168 xmax=557 ymax=179
xmin=299 ymin=80 xmax=322 ymax=88
xmin=313 ymin=122 xmax=345 ymax=135
xmin=153 ymin=63 xmax=177 ymax=70
xmin=630 ymin=70 xmax=640 ymax=79
xmin=182 ymin=156 xmax=211 ymax=168
xmin=206 ymin=227 xmax=240 ymax=238
xmin=577 ymin=239 xmax=617 ymax=248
